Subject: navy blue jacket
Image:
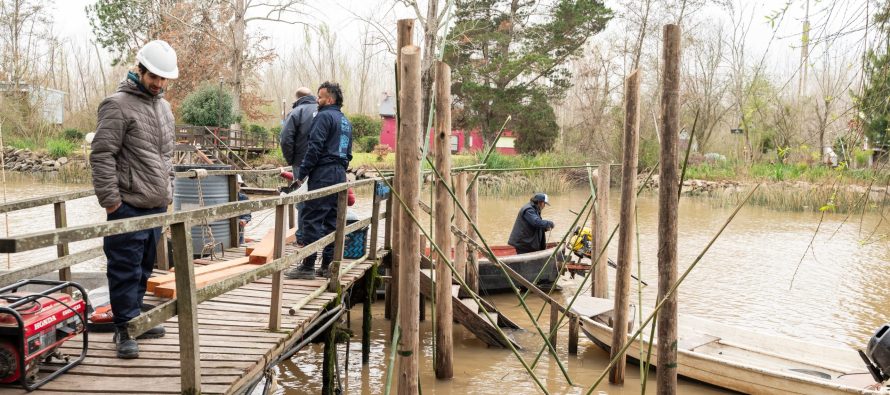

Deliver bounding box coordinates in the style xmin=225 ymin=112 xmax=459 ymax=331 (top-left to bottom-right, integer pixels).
xmin=296 ymin=104 xmax=352 ymax=180
xmin=279 ymin=95 xmax=318 ymax=168
xmin=507 ymin=202 xmax=554 ymax=252
xmin=238 ymin=191 xmax=252 ymax=223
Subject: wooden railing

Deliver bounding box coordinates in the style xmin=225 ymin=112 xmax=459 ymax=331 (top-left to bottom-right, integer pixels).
xmin=175 ymin=125 xmax=279 ymax=151
xmin=0 ymin=170 xmax=391 ymax=394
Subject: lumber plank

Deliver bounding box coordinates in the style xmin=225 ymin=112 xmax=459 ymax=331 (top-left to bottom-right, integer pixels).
xmin=147 ymin=257 xmax=250 ymax=292
xmin=154 ymin=263 xmax=257 ymax=297
xmin=248 ymin=225 xmax=298 ymax=264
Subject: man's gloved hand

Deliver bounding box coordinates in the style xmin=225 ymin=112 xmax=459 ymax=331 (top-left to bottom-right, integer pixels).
xmin=279 ymin=179 xmax=303 ymax=194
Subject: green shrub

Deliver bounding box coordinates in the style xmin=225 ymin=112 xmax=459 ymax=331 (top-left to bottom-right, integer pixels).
xmin=248 ymin=124 xmax=269 ymax=140
xmin=46 ymin=138 xmax=76 ymax=159
xmin=270 ymin=125 xmax=282 ymax=141
xmin=8 ymin=138 xmax=37 ymax=150
xmin=348 ymin=114 xmax=381 ymax=139
xmin=357 ymin=136 xmax=379 ymax=152
xmin=180 ymin=82 xmax=235 ymax=126
xmin=63 ymin=128 xmax=85 ymax=142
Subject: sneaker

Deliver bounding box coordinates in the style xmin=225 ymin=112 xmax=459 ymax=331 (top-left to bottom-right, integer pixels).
xmin=284 ymin=265 xmax=316 ymax=280
xmin=113 ymin=326 xmax=139 ymax=359
xmin=136 ymin=324 xmax=166 ymax=340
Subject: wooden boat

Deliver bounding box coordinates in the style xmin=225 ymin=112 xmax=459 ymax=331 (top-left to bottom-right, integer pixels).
xmin=475 ymin=242 xmax=563 ymax=293
xmin=574 ymin=296 xmax=887 ymax=394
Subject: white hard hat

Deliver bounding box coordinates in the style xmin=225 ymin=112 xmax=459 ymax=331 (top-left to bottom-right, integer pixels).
xmin=236 ymin=174 xmax=244 ymax=184
xmin=136 ymin=40 xmax=179 ymax=79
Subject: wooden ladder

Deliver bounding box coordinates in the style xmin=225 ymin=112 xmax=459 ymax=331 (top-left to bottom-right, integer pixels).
xmin=419 ymin=268 xmax=521 ymax=349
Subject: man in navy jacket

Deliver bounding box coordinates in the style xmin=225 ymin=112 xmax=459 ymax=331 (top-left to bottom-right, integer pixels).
xmin=285 ymin=81 xmax=353 ymax=279
xmin=508 ymin=193 xmax=555 ymax=254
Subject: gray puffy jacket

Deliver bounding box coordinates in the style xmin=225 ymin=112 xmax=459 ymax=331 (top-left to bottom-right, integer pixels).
xmin=90 ymin=76 xmax=174 ymax=209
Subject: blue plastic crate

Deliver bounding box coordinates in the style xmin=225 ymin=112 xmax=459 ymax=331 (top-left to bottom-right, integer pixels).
xmin=344 ymin=226 xmax=369 ymax=259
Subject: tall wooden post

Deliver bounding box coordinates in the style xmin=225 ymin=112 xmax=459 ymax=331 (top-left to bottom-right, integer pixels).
xmin=227 ymin=174 xmax=240 ymax=248
xmin=657 ymin=24 xmax=682 ymax=395
xmin=390 ymin=18 xmax=415 ymax=323
xmin=452 ymin=173 xmax=468 ymax=281
xmin=53 ymin=202 xmax=71 ymax=283
xmin=384 ymin=194 xmax=394 ymax=320
xmin=170 ymin=221 xmax=201 ymax=394
xmin=433 ymin=60 xmax=454 ymax=379
xmin=466 ymin=176 xmax=480 ymax=293
xmin=364 ymin=193 xmax=382 ymax=364
xmin=592 ymin=167 xmax=610 ymax=298
xmin=397 ymin=44 xmax=422 ymax=395
xmin=609 ymin=69 xmax=640 ymax=385
xmin=269 ymin=204 xmax=287 ymax=330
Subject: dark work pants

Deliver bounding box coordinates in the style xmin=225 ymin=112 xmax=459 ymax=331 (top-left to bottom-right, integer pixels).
xmin=299 ymin=165 xmax=346 ymax=270
xmin=295 ymin=201 xmax=306 ymax=244
xmin=104 ymin=202 xmax=166 ymax=327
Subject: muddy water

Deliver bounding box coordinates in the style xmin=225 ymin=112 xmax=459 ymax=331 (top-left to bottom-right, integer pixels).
xmin=278 ymin=187 xmax=890 ymax=394
xmin=3 ymin=178 xmax=889 ymax=393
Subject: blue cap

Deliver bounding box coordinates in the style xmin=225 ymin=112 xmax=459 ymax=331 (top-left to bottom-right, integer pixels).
xmin=531 ymin=193 xmax=550 ymax=205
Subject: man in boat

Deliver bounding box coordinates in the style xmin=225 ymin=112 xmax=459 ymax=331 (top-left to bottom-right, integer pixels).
xmin=279 ymin=87 xmax=318 ymax=245
xmin=508 ymin=193 xmax=555 ymax=254
xmin=283 ymin=81 xmax=353 ymax=280
xmin=90 ymin=40 xmax=178 ymax=359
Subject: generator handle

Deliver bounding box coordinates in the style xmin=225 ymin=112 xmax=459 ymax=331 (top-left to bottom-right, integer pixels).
xmin=0 ymin=280 xmax=91 ymax=311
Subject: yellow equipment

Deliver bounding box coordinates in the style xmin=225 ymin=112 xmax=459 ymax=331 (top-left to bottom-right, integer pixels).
xmin=568 ymin=226 xmax=594 ymax=258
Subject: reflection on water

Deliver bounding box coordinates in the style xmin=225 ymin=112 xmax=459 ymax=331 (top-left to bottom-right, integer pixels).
xmin=3 ymin=179 xmax=889 ymax=393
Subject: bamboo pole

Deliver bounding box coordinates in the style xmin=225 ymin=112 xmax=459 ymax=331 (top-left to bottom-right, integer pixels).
xmin=453 ymin=173 xmax=468 ymax=282
xmin=592 ymin=166 xmax=610 ymax=298
xmin=397 ymin=44 xmax=422 ymax=395
xmin=390 ymin=18 xmax=415 ymax=324
xmin=609 ymin=69 xmax=640 ymax=385
xmin=466 ymin=174 xmax=479 ymax=293
xmin=433 ymin=60 xmax=454 ymax=379
xmin=657 ymin=24 xmax=682 ymax=395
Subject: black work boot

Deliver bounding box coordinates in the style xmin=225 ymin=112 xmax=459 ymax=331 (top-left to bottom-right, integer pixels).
xmin=113 ymin=326 xmax=139 ymax=359
xmin=315 ymin=266 xmax=331 ymax=278
xmin=284 ymin=265 xmax=316 ymax=280
xmin=136 ymin=324 xmax=166 ymax=340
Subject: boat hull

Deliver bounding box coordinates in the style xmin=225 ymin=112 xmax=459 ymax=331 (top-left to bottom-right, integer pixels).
xmin=476 ymin=246 xmax=562 ymax=293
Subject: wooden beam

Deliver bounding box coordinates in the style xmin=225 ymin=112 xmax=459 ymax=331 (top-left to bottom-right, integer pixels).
xmin=549 ymin=302 xmax=559 ymax=347
xmin=592 ymin=167 xmax=610 ymax=298
xmin=330 ymin=190 xmax=349 ymax=294
xmin=657 ymin=24 xmax=682 ymax=395
xmin=53 ymin=202 xmax=71 ymax=284
xmin=269 ymin=204 xmax=287 ymax=331
xmin=433 ymin=60 xmax=454 ymax=379
xmin=609 ymin=69 xmax=640 ymax=385
xmin=397 ymin=43 xmax=422 ymax=395
xmin=0 ymin=246 xmax=103 ymax=287
xmin=568 ymin=315 xmax=579 ymax=355
xmin=170 ymin=221 xmax=201 ymax=394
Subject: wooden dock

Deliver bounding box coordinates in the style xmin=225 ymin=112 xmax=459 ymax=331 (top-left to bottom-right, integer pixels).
xmin=5 ymin=246 xmax=374 ymax=395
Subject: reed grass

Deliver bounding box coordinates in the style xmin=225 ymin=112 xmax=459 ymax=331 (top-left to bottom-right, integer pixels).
xmin=699 ymin=182 xmax=886 ymax=213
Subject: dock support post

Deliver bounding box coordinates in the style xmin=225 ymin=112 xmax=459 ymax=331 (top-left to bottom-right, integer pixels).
xmin=228 ymin=174 xmax=240 ymax=248
xmin=171 ymin=221 xmax=201 ymax=395
xmin=53 ymin=202 xmax=71 ymax=284
xmin=656 ymin=24 xmax=682 ymax=395
xmin=453 ymin=173 xmax=468 ymax=283
xmin=433 ymin=60 xmax=454 ymax=379
xmin=467 ymin=175 xmax=479 ymax=293
xmin=384 ymin=194 xmax=393 ymax=320
xmin=549 ymin=302 xmax=559 ymax=347
xmin=397 ymin=44 xmax=422 ymax=395
xmin=568 ymin=315 xmax=579 ymax=355
xmin=269 ymin=204 xmax=286 ymax=331
xmin=592 ymin=166 xmax=610 ymax=298
xmin=390 ymin=18 xmax=415 ymax=326
xmin=609 ymin=69 xmax=640 ymax=385
xmin=323 ymin=189 xmax=349 ymax=395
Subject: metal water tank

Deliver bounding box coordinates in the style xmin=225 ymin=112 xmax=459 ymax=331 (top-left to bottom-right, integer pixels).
xmin=173 ymin=164 xmax=232 ymax=256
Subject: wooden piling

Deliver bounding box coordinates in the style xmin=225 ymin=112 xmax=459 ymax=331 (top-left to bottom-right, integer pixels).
xmin=384 ymin=194 xmax=394 ymax=320
xmin=549 ymin=302 xmax=559 ymax=346
xmin=170 ymin=221 xmax=201 ymax=394
xmin=390 ymin=18 xmax=415 ymax=324
xmin=53 ymin=202 xmax=71 ymax=283
xmin=657 ymin=24 xmax=682 ymax=395
xmin=453 ymin=173 xmax=468 ymax=282
xmin=397 ymin=44 xmax=422 ymax=395
xmin=269 ymin=204 xmax=287 ymax=330
xmin=466 ymin=175 xmax=480 ymax=293
xmin=568 ymin=315 xmax=580 ymax=355
xmin=433 ymin=60 xmax=454 ymax=379
xmin=227 ymin=174 xmax=240 ymax=248
xmin=592 ymin=166 xmax=610 ymax=298
xmin=609 ymin=69 xmax=640 ymax=385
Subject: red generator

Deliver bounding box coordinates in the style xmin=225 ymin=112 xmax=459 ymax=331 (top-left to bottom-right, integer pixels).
xmin=0 ymin=280 xmax=89 ymax=391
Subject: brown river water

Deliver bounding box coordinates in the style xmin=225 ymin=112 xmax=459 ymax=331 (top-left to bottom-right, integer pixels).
xmin=2 ymin=177 xmax=889 ymax=394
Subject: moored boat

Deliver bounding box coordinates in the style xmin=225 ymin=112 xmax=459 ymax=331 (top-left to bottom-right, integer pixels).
xmin=475 ymin=243 xmax=563 ymax=293
xmin=574 ymin=296 xmax=887 ymax=394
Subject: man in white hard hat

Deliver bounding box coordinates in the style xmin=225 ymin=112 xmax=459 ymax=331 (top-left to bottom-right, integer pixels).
xmin=90 ymin=39 xmax=178 ymax=359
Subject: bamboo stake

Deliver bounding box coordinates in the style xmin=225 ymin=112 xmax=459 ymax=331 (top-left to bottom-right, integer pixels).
xmin=433 ymin=60 xmax=453 ymax=379
xmin=610 ymin=69 xmax=640 ymax=384
xmin=466 ymin=174 xmax=479 ymax=292
xmin=585 ymin=184 xmax=761 ymax=394
xmin=657 ymin=24 xmax=682 ymax=394
xmin=397 ymin=44 xmax=422 ymax=395
xmin=453 ymin=173 xmax=468 ymax=282
xmin=593 ymin=165 xmax=610 ymax=298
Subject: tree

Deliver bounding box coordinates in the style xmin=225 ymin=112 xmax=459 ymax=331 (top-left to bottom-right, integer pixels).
xmin=85 ymin=0 xmax=171 ymax=66
xmin=445 ymin=0 xmax=612 ymax=152
xmin=856 ymin=3 xmax=890 ymax=152
xmin=180 ymin=82 xmax=235 ymax=127
xmin=512 ymin=91 xmax=560 ymax=153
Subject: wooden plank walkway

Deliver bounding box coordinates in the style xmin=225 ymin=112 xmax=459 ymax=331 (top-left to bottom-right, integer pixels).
xmin=5 ymin=246 xmax=373 ymax=395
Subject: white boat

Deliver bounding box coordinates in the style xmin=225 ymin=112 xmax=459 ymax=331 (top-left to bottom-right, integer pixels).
xmin=574 ymin=296 xmax=887 ymax=394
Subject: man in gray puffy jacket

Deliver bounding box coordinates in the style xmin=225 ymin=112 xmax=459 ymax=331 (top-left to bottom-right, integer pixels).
xmin=90 ymin=40 xmax=178 ymax=359
xmin=279 ymin=87 xmax=317 ymax=244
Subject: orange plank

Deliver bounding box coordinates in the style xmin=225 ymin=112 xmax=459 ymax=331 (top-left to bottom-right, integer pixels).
xmin=247 ymin=226 xmax=298 ymax=264
xmin=153 ymin=263 xmax=257 ymax=298
xmin=147 ymin=257 xmax=250 ymax=293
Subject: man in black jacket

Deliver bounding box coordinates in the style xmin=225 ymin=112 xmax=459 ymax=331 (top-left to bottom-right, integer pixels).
xmin=284 ymin=81 xmax=353 ymax=280
xmin=508 ymin=193 xmax=555 ymax=254
xmin=279 ymin=87 xmax=318 ymax=244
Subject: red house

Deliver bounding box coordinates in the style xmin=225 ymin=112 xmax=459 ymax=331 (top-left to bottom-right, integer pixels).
xmin=377 ymin=93 xmax=517 ymax=154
